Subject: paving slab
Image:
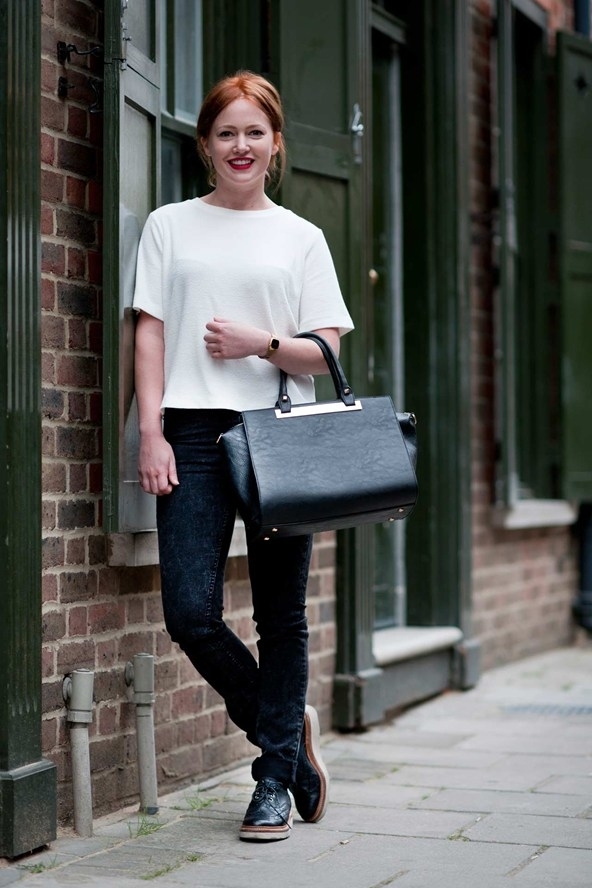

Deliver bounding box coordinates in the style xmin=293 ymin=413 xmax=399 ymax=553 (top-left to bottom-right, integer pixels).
xmin=383 ymin=762 xmax=559 ymax=792
xmin=411 ymin=787 xmax=591 ymax=817
xmin=328 ymin=737 xmax=503 ymax=769
xmin=508 ymin=846 xmax=592 ymax=888
xmin=534 ymin=774 xmax=592 ymax=796
xmin=463 ymin=811 xmax=592 ymax=850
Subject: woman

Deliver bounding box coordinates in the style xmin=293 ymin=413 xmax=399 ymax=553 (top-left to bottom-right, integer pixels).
xmin=133 ymin=71 xmax=353 ymax=841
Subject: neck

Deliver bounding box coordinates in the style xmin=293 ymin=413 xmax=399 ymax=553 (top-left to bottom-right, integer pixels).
xmin=201 ymin=184 xmax=274 ymax=211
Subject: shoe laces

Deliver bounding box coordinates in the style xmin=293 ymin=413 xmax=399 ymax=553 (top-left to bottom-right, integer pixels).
xmin=253 ymin=780 xmax=292 ymax=829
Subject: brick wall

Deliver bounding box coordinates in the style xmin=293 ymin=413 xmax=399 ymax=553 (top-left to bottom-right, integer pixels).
xmin=40 ymin=0 xmax=337 ymax=824
xmin=469 ymin=0 xmax=578 ymax=670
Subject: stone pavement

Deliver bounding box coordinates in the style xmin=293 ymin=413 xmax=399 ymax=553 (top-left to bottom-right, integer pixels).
xmin=2 ymin=645 xmax=591 ymax=888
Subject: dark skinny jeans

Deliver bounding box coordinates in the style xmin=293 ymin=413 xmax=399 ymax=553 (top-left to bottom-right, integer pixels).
xmin=157 ymin=409 xmax=313 ymax=786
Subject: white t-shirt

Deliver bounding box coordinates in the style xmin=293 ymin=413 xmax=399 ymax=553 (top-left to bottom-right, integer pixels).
xmin=133 ymin=198 xmax=354 ymax=411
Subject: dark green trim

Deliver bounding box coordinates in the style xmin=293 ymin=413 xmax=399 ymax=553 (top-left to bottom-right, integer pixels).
xmin=102 ymin=0 xmax=123 ymax=532
xmin=403 ymin=0 xmax=472 ymax=632
xmin=0 ymin=0 xmax=56 ymax=857
xmin=202 ymin=0 xmax=265 ymax=87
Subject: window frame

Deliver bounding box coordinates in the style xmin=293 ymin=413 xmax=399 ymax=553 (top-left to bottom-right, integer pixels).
xmin=493 ymin=0 xmax=576 ymax=529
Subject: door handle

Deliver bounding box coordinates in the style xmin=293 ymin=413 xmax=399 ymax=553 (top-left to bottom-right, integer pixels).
xmin=350 ymin=103 xmax=364 ymax=164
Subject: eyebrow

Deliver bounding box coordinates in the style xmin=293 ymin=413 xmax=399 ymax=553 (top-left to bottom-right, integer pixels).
xmin=216 ymin=122 xmax=268 ymax=130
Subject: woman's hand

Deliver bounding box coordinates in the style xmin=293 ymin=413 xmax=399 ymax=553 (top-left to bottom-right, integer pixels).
xmin=138 ymin=432 xmax=179 ymax=496
xmin=204 ymin=318 xmax=269 ymax=359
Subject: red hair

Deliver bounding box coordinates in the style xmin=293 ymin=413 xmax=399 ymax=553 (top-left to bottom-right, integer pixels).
xmin=197 ymin=71 xmax=286 ymax=188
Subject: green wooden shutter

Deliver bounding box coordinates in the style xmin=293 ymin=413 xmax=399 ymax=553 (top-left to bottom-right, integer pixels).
xmin=103 ymin=0 xmax=161 ymax=532
xmin=558 ymin=32 xmax=592 ymax=501
xmin=495 ymin=0 xmax=520 ymax=506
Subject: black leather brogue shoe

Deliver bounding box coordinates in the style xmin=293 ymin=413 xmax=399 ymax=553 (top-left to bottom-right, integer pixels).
xmin=291 ymin=705 xmax=329 ymax=822
xmin=239 ymin=777 xmax=293 ymax=841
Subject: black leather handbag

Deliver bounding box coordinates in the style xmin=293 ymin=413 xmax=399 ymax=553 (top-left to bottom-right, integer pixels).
xmin=218 ymin=332 xmax=418 ymax=541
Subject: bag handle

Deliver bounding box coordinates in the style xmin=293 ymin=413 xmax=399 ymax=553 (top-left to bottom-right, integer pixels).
xmin=276 ymin=331 xmax=356 ymax=413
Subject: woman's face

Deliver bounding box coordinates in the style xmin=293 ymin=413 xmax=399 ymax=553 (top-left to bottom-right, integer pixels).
xmin=201 ymin=97 xmax=280 ymax=195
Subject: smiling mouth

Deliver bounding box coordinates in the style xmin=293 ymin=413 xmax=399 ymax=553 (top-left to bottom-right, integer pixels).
xmin=228 ymin=158 xmax=254 ymax=169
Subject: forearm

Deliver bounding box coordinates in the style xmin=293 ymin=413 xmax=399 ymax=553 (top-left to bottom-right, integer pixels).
xmin=134 ymin=315 xmax=166 ymax=437
xmin=266 ymin=329 xmax=340 ymax=376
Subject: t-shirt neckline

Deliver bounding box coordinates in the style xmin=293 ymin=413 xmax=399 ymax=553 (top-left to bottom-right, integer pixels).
xmin=194 ymin=197 xmax=285 ymax=219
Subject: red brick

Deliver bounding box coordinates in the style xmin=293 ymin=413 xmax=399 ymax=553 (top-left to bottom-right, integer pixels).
xmin=42 ymin=500 xmax=57 ymax=530
xmin=42 ymin=168 xmax=65 ymax=203
xmin=42 ymin=95 xmax=66 ymax=132
xmin=41 ymin=206 xmax=55 ymax=235
xmin=57 ymin=138 xmax=97 ymax=178
xmin=67 ymin=246 xmax=86 ymax=278
xmin=60 ymin=570 xmax=96 ymax=603
xmin=57 ymin=639 xmax=94 ymax=673
xmin=126 ymin=597 xmax=145 ymax=625
xmin=43 ymin=535 xmax=65 ymax=569
xmin=42 ymin=573 xmax=59 ymax=604
xmin=56 ymin=208 xmax=96 ymax=246
xmin=42 ymin=313 xmax=66 ymax=348
xmin=88 ymin=601 xmax=125 ymax=634
xmin=96 ymin=639 xmax=118 ymax=668
xmin=68 ymin=605 xmax=88 ymax=636
xmin=67 ymin=319 xmax=87 ymax=351
xmin=98 ymin=704 xmax=119 ymax=735
xmin=42 ymin=277 xmax=56 ymax=311
xmin=43 ymin=461 xmax=66 ymax=492
xmin=41 ymin=132 xmax=55 ymax=165
xmin=67 ymin=106 xmax=88 ymax=140
xmin=65 ymin=537 xmax=86 ymax=565
xmin=55 ymin=0 xmax=97 ymax=36
xmin=42 ymin=241 xmax=65 ymax=275
xmin=66 ymin=175 xmax=87 ymax=209
xmin=69 ymin=462 xmax=87 ymax=493
xmin=57 ymin=354 xmax=98 ymax=387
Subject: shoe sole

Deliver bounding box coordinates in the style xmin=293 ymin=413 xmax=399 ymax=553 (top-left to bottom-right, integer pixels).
xmin=239 ymin=813 xmax=292 ymax=842
xmin=301 ymin=704 xmax=330 ymax=822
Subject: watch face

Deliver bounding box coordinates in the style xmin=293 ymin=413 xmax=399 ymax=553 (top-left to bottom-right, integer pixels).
xmin=271 ymin=337 xmax=280 ymax=350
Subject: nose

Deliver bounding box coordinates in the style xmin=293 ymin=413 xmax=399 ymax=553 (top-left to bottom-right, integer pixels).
xmin=233 ymin=133 xmax=249 ymax=153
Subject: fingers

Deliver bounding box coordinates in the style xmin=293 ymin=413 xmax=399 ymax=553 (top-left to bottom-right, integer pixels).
xmin=138 ymin=447 xmax=179 ymax=496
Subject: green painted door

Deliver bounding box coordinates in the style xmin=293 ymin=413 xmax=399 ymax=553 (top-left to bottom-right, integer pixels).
xmin=558 ymin=32 xmax=592 ymax=501
xmin=370 ymin=22 xmax=406 ymax=629
xmin=277 ymin=0 xmax=365 ymax=361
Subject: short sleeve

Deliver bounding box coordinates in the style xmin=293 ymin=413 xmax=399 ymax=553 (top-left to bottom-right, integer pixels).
xmin=298 ymin=229 xmax=354 ymax=336
xmin=132 ymin=211 xmax=165 ymax=320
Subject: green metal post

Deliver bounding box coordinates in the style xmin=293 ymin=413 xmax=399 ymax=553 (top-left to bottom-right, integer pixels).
xmin=0 ymin=0 xmax=57 ymax=858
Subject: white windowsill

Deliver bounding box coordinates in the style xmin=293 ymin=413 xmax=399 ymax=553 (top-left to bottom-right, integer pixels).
xmin=372 ymin=626 xmax=463 ymax=668
xmin=491 ymin=500 xmax=577 ymax=530
xmin=107 ymin=519 xmax=248 ymax=567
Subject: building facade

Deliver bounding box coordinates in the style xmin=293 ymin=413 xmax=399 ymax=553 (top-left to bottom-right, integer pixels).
xmin=1 ymin=0 xmax=590 ymax=858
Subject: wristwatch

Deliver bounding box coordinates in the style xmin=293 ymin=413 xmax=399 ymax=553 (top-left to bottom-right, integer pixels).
xmin=259 ymin=335 xmax=280 ymax=359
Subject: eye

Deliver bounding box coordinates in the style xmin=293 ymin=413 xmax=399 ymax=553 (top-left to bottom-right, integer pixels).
xmin=217 ymin=130 xmax=234 ymax=138
xmin=249 ymin=129 xmax=265 ymax=137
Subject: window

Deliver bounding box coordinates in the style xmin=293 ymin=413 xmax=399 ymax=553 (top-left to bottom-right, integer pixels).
xmin=494 ymin=0 xmax=576 ymax=527
xmin=161 ymin=0 xmax=203 ymax=204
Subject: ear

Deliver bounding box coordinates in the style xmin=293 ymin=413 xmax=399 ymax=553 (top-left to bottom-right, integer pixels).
xmin=271 ymin=132 xmax=281 ymax=156
xmin=200 ymin=137 xmax=211 ymax=157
